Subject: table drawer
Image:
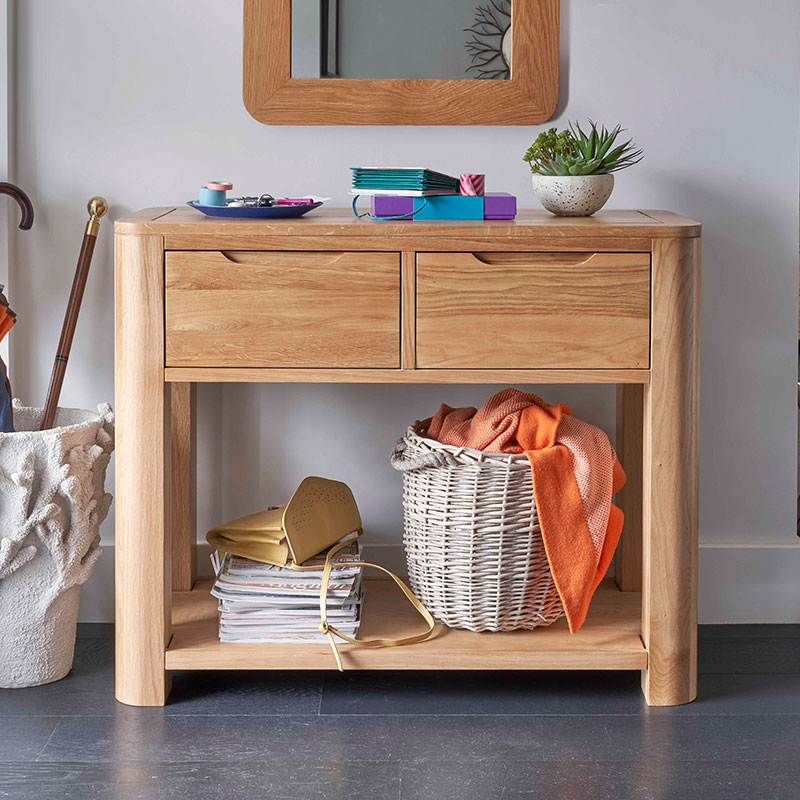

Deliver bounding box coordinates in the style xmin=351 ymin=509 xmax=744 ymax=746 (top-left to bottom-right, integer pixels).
xmin=416 ymin=252 xmax=651 ymax=369
xmin=165 ymin=251 xmax=400 ymax=368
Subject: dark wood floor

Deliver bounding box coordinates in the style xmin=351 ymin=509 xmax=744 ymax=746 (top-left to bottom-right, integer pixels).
xmin=0 ymin=623 xmax=798 ymax=799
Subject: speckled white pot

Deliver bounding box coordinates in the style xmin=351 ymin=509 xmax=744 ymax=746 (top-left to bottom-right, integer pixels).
xmin=531 ymin=174 xmax=615 ymax=217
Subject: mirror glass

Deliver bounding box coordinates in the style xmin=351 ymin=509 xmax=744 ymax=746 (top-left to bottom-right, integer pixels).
xmin=291 ymin=0 xmax=512 ymax=80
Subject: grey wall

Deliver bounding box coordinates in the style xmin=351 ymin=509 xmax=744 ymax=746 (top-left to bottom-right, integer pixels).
xmin=7 ymin=0 xmax=800 ymax=622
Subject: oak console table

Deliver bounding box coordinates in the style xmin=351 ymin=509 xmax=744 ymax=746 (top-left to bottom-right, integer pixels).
xmin=114 ymin=208 xmax=700 ymax=707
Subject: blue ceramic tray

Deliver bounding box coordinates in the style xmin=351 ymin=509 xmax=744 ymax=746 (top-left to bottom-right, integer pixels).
xmin=187 ymin=201 xmax=323 ymax=219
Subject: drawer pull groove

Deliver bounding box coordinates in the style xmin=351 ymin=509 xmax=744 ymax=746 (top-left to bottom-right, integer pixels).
xmin=219 ymin=250 xmax=346 ymax=266
xmin=471 ymin=252 xmax=599 ymax=266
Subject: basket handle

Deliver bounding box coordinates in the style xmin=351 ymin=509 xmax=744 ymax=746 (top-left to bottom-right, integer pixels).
xmin=390 ymin=437 xmax=459 ymax=472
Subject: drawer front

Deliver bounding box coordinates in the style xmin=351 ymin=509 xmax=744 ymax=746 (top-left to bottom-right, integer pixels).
xmin=166 ymin=251 xmax=400 ymax=368
xmin=416 ymin=252 xmax=650 ymax=369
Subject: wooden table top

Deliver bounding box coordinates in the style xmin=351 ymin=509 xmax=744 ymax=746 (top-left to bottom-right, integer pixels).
xmin=115 ymin=207 xmax=701 ymax=239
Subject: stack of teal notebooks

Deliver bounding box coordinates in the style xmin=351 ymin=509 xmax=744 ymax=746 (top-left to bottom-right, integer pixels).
xmin=351 ymin=167 xmax=460 ymax=197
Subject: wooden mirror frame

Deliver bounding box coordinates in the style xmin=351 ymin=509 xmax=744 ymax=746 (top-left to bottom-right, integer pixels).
xmin=243 ymin=0 xmax=559 ymax=126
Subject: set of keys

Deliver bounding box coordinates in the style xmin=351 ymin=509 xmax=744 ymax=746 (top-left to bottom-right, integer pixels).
xmin=226 ymin=194 xmax=276 ymax=208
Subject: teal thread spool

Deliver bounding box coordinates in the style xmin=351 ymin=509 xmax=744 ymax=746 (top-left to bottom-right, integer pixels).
xmin=199 ymin=181 xmax=232 ymax=207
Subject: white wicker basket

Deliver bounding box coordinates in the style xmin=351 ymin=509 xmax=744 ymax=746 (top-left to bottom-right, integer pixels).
xmin=391 ymin=424 xmax=564 ymax=632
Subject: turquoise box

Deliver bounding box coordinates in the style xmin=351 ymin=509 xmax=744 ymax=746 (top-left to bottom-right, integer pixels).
xmin=412 ymin=195 xmax=484 ymax=220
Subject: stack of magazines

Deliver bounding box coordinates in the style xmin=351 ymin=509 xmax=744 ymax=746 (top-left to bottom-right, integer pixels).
xmin=209 ymin=538 xmax=363 ymax=643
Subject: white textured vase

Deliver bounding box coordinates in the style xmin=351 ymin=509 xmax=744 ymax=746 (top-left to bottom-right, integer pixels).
xmin=0 ymin=403 xmax=114 ymax=687
xmin=531 ymin=174 xmax=615 ymax=217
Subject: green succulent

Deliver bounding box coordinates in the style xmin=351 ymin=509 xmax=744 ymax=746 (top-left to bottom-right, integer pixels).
xmin=523 ymin=120 xmax=643 ymax=176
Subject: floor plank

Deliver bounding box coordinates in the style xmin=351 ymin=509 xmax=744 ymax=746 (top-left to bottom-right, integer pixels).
xmin=320 ymin=671 xmax=800 ymax=716
xmin=399 ymin=759 xmax=800 ymax=800
xmin=0 ymin=761 xmax=399 ymax=800
xmin=0 ymin=716 xmax=62 ymax=762
xmin=699 ymin=638 xmax=800 ymax=674
xmin=36 ymin=713 xmax=799 ymax=765
xmin=0 ymin=640 xmax=322 ymax=716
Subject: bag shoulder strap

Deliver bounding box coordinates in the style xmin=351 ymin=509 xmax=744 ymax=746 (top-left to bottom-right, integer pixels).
xmin=294 ymin=535 xmax=435 ymax=671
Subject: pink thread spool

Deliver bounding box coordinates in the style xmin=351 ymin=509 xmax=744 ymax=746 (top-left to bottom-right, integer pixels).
xmin=459 ymin=174 xmax=485 ymax=196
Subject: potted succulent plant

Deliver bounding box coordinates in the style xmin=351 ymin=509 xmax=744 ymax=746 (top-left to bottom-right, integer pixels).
xmin=523 ymin=121 xmax=643 ymax=216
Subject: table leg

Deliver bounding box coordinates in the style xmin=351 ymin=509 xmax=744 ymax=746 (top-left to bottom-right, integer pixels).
xmin=615 ymin=384 xmax=644 ymax=591
xmin=641 ymin=237 xmax=700 ymax=706
xmin=115 ymin=233 xmax=171 ymax=706
xmin=170 ymin=382 xmax=197 ymax=591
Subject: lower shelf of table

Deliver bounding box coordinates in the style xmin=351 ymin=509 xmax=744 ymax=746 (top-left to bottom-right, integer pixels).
xmin=166 ymin=578 xmax=646 ymax=671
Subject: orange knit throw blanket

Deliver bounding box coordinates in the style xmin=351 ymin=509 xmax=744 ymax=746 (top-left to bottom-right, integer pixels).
xmin=427 ymin=389 xmax=625 ymax=633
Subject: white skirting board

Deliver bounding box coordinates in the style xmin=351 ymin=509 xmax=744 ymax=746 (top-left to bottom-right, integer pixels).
xmin=78 ymin=543 xmax=800 ymax=625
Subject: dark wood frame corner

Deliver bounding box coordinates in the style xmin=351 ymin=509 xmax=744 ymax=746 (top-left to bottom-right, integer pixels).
xmin=243 ymin=0 xmax=560 ymax=126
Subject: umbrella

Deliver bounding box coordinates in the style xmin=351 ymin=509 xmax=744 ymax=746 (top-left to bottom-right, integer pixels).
xmin=0 ymin=183 xmax=34 ymax=433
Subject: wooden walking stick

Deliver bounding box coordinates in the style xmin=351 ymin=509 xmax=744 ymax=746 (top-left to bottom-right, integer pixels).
xmin=40 ymin=197 xmax=108 ymax=430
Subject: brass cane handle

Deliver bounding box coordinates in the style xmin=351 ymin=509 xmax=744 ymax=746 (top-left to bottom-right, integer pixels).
xmin=85 ymin=196 xmax=108 ymax=237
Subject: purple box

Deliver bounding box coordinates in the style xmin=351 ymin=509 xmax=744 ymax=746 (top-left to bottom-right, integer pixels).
xmin=371 ymin=192 xmax=516 ymax=220
xmin=370 ymin=196 xmax=414 ymax=218
xmin=484 ymin=192 xmax=517 ymax=220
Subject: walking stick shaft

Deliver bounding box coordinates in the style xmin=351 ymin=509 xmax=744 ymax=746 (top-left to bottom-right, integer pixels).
xmin=40 ymin=197 xmax=107 ymax=430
